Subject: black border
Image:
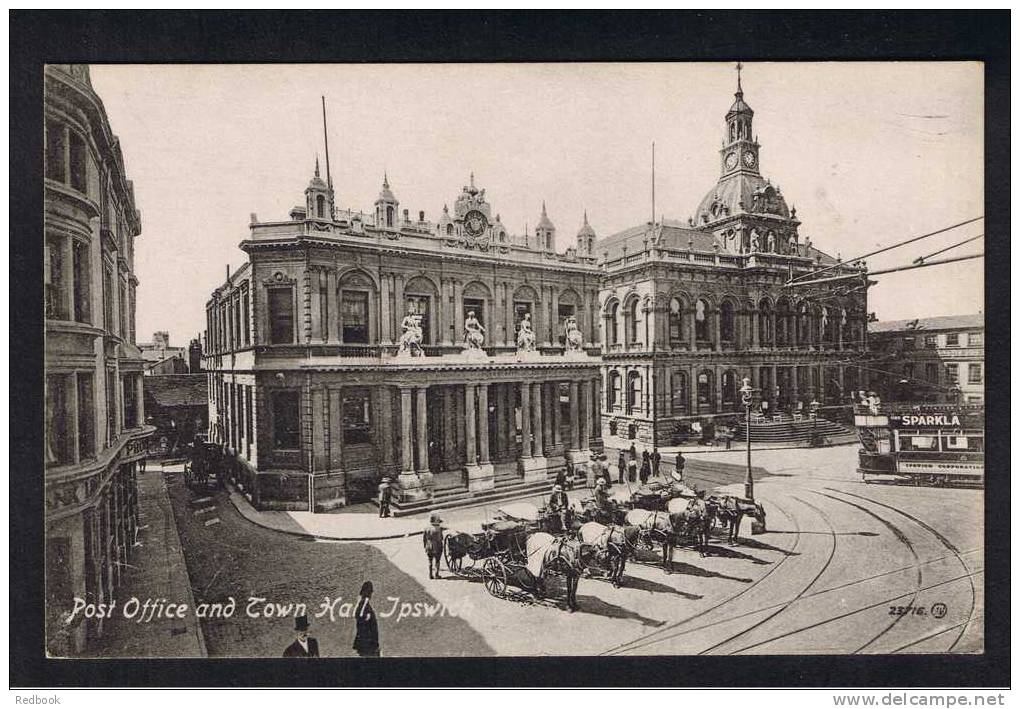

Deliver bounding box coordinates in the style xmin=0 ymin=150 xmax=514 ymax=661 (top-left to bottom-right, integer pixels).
xmin=10 ymin=10 xmax=1010 ymax=688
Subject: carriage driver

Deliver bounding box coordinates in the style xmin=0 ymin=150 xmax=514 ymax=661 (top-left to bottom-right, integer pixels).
xmin=594 ymin=478 xmax=612 ymax=512
xmin=423 ymin=512 xmax=445 ymax=579
xmin=548 ymin=484 xmax=571 ymax=532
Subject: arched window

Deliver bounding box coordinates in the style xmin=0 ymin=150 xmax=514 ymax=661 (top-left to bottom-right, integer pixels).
xmin=609 ymin=302 xmax=620 ymax=345
xmin=446 ymin=223 xmax=454 ymax=235
xmin=821 ymin=307 xmax=833 ymax=344
xmin=668 ymin=297 xmax=683 ymax=346
xmin=386 ymin=205 xmax=394 ymax=227
xmin=316 ymin=194 xmax=325 ymax=219
xmin=798 ymin=303 xmax=811 ymax=345
xmin=695 ymin=299 xmax=709 ymax=342
xmin=722 ymin=370 xmax=737 ymax=409
xmin=608 ymin=371 xmax=621 ymax=412
xmin=627 ymin=371 xmax=642 ymax=413
xmin=672 ymin=370 xmax=688 ymax=413
xmin=759 ymin=300 xmax=773 ymax=346
xmin=720 ymin=300 xmax=735 ymax=343
xmin=697 ymin=370 xmax=714 ymax=412
xmin=627 ymin=299 xmax=639 ymax=345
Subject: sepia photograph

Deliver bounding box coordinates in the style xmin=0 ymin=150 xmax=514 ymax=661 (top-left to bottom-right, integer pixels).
xmin=12 ymin=9 xmax=1008 ymax=692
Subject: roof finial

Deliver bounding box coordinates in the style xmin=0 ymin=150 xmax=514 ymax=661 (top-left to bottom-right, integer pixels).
xmin=583 ymin=209 xmax=589 ymax=225
xmin=383 ymin=170 xmax=389 ymax=188
xmin=736 ymin=61 xmax=743 ymax=95
xmin=315 ymin=155 xmax=320 ymax=178
xmin=542 ymin=200 xmax=547 ymax=216
xmin=470 ymin=171 xmax=475 ymax=189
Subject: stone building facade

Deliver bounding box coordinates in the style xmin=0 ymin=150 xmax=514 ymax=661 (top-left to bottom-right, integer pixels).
xmin=868 ymin=314 xmax=984 ymax=404
xmin=204 ymin=169 xmax=603 ymax=512
xmin=44 ymin=64 xmax=153 ymax=654
xmin=598 ymin=75 xmax=870 ymax=446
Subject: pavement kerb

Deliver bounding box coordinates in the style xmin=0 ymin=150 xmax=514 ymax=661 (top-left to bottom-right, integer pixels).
xmin=225 ymin=485 xmax=423 ymax=542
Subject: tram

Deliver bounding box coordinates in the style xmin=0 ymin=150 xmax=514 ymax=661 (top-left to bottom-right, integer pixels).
xmin=855 ymin=403 xmax=984 ymax=487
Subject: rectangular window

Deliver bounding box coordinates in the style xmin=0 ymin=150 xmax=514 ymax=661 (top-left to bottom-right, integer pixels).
xmin=945 ymin=363 xmax=959 ymax=384
xmin=106 ymin=369 xmax=118 ymax=442
xmin=241 ymin=285 xmax=250 ymax=345
xmin=271 ymin=390 xmax=300 ymax=450
xmin=342 ymin=291 xmax=369 ymax=344
xmin=45 ymin=374 xmax=73 ymax=465
xmin=968 ymin=332 xmax=982 ymax=347
xmin=119 ymin=282 xmax=128 ymax=342
xmin=925 ymin=363 xmax=938 ymax=383
xmin=72 ymin=240 xmax=91 ymax=323
xmin=924 ymin=335 xmax=937 ymax=349
xmin=45 ymin=120 xmax=66 ymax=183
xmin=902 ymin=337 xmax=915 ymax=351
xmin=122 ymin=375 xmax=137 ymax=430
xmin=945 ymin=333 xmax=959 ymax=347
xmin=342 ymin=392 xmax=372 ymax=445
xmin=268 ymin=287 xmax=295 ymax=344
xmin=45 ymin=235 xmax=69 ymax=320
xmin=405 ymin=295 xmax=431 ymax=344
xmin=77 ymin=373 xmax=95 ymax=459
xmin=103 ymin=264 xmax=115 ymax=333
xmin=318 ymin=272 xmax=329 ymax=341
xmin=233 ymin=294 xmax=241 ymax=348
xmin=968 ymin=363 xmax=982 ymax=385
xmin=245 ymin=386 xmax=253 ymax=456
xmin=69 ymin=131 xmax=88 ymax=193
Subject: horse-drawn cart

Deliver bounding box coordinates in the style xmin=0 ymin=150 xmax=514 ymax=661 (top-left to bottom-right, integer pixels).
xmin=183 ymin=442 xmax=223 ymax=492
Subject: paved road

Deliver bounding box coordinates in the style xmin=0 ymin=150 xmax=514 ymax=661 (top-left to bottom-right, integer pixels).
xmin=169 ymin=445 xmax=983 ymax=656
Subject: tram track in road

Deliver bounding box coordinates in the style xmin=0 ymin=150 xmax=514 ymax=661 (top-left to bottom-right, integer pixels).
xmin=812 ymin=491 xmax=923 ymax=653
xmin=700 ymin=493 xmax=839 ymax=655
xmin=823 ymin=488 xmax=978 ymax=653
xmin=601 ymin=493 xmax=804 ymax=656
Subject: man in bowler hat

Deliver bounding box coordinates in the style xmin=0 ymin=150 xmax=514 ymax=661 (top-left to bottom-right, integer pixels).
xmin=378 ymin=477 xmax=393 ymax=518
xmin=282 ymin=614 xmax=320 ymax=657
xmin=423 ymin=512 xmax=445 ymax=579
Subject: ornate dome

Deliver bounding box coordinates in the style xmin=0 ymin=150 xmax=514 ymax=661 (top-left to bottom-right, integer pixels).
xmin=375 ymin=173 xmax=397 ymax=204
xmin=536 ymin=201 xmax=555 ymax=231
xmin=577 ymin=210 xmax=596 ymax=239
xmin=307 ymin=157 xmax=328 ymax=190
xmin=694 ymin=173 xmax=790 ymax=225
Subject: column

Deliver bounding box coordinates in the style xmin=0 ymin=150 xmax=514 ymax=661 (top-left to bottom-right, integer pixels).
xmin=530 ymin=382 xmax=544 ymax=457
xmin=325 ymin=269 xmax=338 ymax=343
xmin=310 ymin=268 xmax=322 ymax=342
xmin=542 ymin=381 xmax=554 ymax=451
xmin=791 ymin=366 xmax=800 ymax=407
xmin=415 ymin=387 xmax=428 ymax=472
xmin=689 ymin=365 xmax=699 ymax=414
xmin=464 ymin=384 xmax=477 ymax=464
xmin=818 ymin=364 xmax=826 ymax=403
xmin=552 ymin=381 xmax=562 ymax=444
xmin=751 ymin=307 xmax=760 ymax=349
xmin=477 ymin=384 xmax=490 ymax=464
xmin=443 ymin=388 xmax=456 ymax=469
xmin=311 ymin=388 xmax=327 ymax=471
xmin=135 ymin=374 xmax=145 ymax=427
xmin=440 ymin=279 xmax=452 ymax=346
xmin=580 ymin=378 xmax=593 ymax=448
xmin=838 ymin=366 xmax=846 ymax=403
xmin=380 ymin=272 xmax=392 ymax=345
xmin=329 ymin=389 xmax=344 ymax=471
xmin=715 ymin=365 xmax=723 ymax=413
xmin=770 ymin=365 xmax=778 ymax=410
xmin=769 ymin=310 xmax=777 ymax=349
xmin=591 ymin=378 xmax=601 ymax=440
xmin=453 ymin=281 xmax=463 ymax=346
xmin=569 ymin=381 xmax=580 ymax=449
xmin=520 ymin=382 xmax=532 ymax=458
xmin=713 ymin=308 xmax=722 ymax=352
xmin=688 ymin=309 xmax=698 ymax=351
xmin=790 ymin=310 xmax=798 ymax=348
xmin=400 ymin=387 xmax=413 ymax=472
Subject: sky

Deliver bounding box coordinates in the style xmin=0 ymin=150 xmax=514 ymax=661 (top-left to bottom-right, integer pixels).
xmin=88 ymin=62 xmax=984 ymax=347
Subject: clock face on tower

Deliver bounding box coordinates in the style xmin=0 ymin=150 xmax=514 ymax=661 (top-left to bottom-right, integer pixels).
xmin=743 ymin=151 xmax=757 ymax=168
xmin=724 ymin=152 xmax=738 ymax=170
xmin=464 ymin=209 xmax=487 ymax=238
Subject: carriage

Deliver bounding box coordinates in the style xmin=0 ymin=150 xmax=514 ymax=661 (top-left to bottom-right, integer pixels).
xmin=629 ymin=479 xmax=698 ymax=511
xmin=183 ymin=441 xmax=223 ymax=492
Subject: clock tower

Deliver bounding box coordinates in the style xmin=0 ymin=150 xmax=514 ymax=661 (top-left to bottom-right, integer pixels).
xmin=719 ymin=63 xmax=760 ymax=177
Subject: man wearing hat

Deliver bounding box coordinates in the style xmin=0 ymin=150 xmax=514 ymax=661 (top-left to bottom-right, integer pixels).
xmin=594 ymin=477 xmax=611 ymax=512
xmin=282 ymin=614 xmax=320 ymax=657
xmin=378 ymin=476 xmax=393 ymax=518
xmin=588 ymin=454 xmax=604 ymax=490
xmin=423 ymin=511 xmax=445 ymax=579
xmin=548 ymin=483 xmax=570 ymax=533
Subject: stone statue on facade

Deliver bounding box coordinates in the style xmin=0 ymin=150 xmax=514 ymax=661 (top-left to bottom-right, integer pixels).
xmin=516 ymin=312 xmax=536 ymax=352
xmin=563 ymin=315 xmax=584 ymax=352
xmin=464 ymin=311 xmax=486 ymax=351
xmin=397 ymin=313 xmax=424 ymax=357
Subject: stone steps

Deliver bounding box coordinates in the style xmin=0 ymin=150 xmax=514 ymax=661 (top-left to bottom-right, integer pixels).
xmin=734 ymin=416 xmax=854 ymax=443
xmin=385 ymin=472 xmax=560 ymax=518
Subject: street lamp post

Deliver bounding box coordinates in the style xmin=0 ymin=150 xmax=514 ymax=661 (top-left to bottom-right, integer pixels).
xmin=740 ymin=377 xmax=755 ymax=500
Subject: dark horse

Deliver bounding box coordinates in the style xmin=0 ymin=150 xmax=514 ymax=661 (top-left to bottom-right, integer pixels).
xmin=709 ymin=495 xmax=767 ymax=545
xmin=531 ymin=533 xmax=590 ymax=612
xmin=576 ymin=521 xmax=642 ymax=587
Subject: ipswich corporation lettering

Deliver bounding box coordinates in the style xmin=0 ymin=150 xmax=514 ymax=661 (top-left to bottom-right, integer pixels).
xmin=899 ymin=414 xmax=961 ymax=427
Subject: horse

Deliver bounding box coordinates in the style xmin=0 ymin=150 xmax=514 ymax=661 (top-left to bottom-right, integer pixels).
xmin=577 ymin=497 xmax=629 ymax=527
xmin=709 ymin=495 xmax=767 ymax=545
xmin=667 ymin=497 xmax=713 ymax=557
xmin=524 ymin=532 xmax=591 ymax=611
xmin=577 ymin=521 xmax=641 ymax=587
xmin=625 ymin=509 xmax=689 ymax=574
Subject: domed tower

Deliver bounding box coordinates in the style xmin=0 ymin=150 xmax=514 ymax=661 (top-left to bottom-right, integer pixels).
xmin=576 ymin=211 xmax=596 ymax=256
xmin=305 ymin=157 xmax=334 ymax=221
xmin=374 ymin=173 xmax=399 ymax=229
xmin=535 ymin=201 xmax=556 ymax=252
xmin=693 ymin=64 xmax=800 ymax=255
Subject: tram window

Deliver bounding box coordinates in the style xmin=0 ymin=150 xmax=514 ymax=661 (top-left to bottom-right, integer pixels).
xmin=943 ymin=435 xmax=983 ymax=452
xmin=900 ymin=435 xmax=937 ymax=451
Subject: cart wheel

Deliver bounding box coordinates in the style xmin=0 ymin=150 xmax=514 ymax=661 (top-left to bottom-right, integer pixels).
xmin=483 ymin=557 xmax=508 ymax=598
xmin=444 ymin=537 xmax=463 ymax=575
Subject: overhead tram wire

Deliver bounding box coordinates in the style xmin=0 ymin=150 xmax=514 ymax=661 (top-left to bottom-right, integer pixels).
xmin=784 ymin=252 xmax=984 ymax=289
xmin=784 ymin=216 xmax=984 ymax=286
xmin=913 ymin=233 xmax=984 ymax=264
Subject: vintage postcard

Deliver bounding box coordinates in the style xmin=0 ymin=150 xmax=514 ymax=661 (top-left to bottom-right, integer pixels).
xmin=41 ymin=58 xmax=986 ymax=665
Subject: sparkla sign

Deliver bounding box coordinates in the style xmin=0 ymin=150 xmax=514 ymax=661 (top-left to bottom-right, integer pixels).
xmin=895 ymin=413 xmax=962 ymax=428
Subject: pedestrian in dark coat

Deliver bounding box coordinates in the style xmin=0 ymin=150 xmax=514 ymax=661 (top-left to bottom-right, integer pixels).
xmin=378 ymin=477 xmax=392 ymax=518
xmin=554 ymin=467 xmax=568 ymax=490
xmin=616 ymin=451 xmax=627 ymax=484
xmin=282 ymin=614 xmax=320 ymax=658
xmin=675 ymin=452 xmax=686 ymax=481
xmin=353 ymin=581 xmax=380 ymax=657
xmin=651 ymin=449 xmax=661 ymax=478
xmin=639 ymin=451 xmax=651 ymax=485
xmin=423 ymin=512 xmax=444 ymax=579
xmin=627 ymin=454 xmax=638 ymax=483
xmin=629 ymin=442 xmax=637 ymax=462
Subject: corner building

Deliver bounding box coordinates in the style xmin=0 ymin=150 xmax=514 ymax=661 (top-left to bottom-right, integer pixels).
xmin=44 ymin=65 xmax=153 ymax=653
xmin=598 ymin=76 xmax=870 ymax=445
xmin=205 ymin=170 xmax=603 ymax=513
